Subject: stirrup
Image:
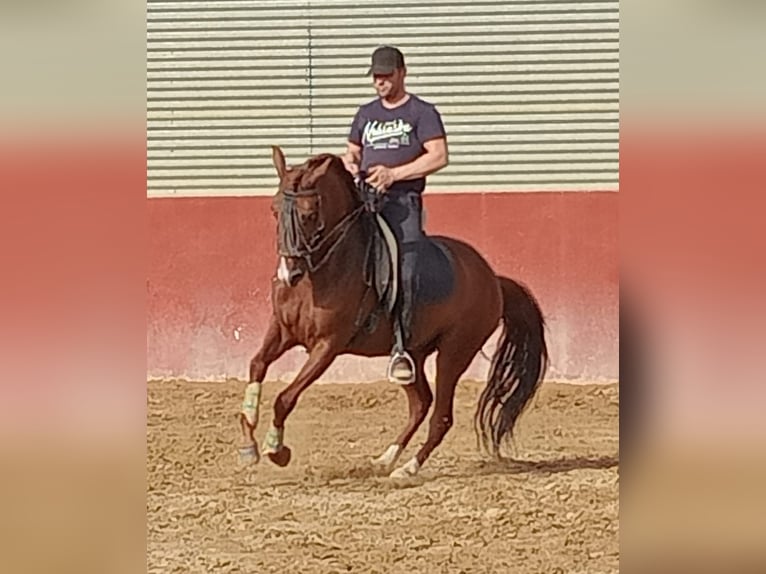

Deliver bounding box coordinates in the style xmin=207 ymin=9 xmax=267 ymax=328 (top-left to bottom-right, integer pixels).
xmin=388 ymin=350 xmax=416 ymax=385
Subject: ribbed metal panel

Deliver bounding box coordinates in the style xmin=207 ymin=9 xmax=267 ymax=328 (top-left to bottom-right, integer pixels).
xmin=148 ymin=0 xmax=619 ymax=196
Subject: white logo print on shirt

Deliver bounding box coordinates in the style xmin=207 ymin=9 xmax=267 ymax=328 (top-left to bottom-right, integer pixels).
xmin=362 ymin=119 xmax=413 ymax=149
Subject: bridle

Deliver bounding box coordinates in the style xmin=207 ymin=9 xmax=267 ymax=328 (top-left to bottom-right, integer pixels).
xmin=276 ymin=175 xmax=387 ymax=335
xmin=277 ymin=185 xmax=366 ymax=274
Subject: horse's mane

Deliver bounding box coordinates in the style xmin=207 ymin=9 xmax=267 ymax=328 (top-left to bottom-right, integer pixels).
xmin=298 ymin=153 xmax=357 ymax=195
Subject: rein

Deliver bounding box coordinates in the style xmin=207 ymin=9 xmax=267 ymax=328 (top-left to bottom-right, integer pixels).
xmin=277 ymin=175 xmax=388 ymax=339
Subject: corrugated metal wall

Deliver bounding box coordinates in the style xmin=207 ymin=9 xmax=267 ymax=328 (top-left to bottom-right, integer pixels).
xmin=148 ymin=0 xmax=619 ymax=197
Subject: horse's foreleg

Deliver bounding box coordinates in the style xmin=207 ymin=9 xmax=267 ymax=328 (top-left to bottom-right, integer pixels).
xmin=238 ymin=317 xmax=295 ymax=464
xmin=262 ymin=338 xmax=338 ymax=467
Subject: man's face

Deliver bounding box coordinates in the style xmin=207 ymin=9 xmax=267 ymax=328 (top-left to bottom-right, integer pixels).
xmin=372 ymin=68 xmax=405 ymax=98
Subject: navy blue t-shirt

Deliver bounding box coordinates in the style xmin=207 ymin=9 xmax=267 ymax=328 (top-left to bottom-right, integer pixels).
xmin=348 ymin=95 xmax=446 ymax=193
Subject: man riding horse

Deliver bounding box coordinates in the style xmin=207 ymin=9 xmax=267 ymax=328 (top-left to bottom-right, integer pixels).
xmin=341 ymin=45 xmax=449 ymax=385
xmin=236 ymin=47 xmax=548 ymax=479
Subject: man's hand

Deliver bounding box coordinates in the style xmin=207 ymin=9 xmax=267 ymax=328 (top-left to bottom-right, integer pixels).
xmin=342 ymin=155 xmax=359 ymax=177
xmin=343 ymin=142 xmax=362 ymax=178
xmin=366 ymin=165 xmax=396 ymax=192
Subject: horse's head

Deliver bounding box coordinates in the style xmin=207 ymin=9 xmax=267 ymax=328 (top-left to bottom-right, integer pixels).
xmin=271 ymin=145 xmax=360 ymax=286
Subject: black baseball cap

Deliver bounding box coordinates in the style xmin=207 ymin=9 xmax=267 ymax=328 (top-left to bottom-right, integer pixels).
xmin=366 ymin=46 xmax=406 ymax=76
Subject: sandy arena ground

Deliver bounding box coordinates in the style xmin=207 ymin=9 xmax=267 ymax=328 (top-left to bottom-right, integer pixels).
xmin=147 ymin=379 xmax=619 ymax=573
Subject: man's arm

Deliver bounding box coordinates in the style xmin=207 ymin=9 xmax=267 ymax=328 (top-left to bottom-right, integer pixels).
xmin=391 ymin=137 xmax=448 ymax=181
xmin=342 ymin=141 xmax=362 ymax=176
xmin=366 ymin=137 xmax=449 ymax=191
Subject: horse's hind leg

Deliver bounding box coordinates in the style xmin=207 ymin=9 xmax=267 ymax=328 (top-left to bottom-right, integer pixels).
xmin=371 ymin=353 xmax=432 ymax=473
xmin=389 ymin=340 xmax=477 ymax=479
xmin=238 ymin=317 xmax=295 ymax=464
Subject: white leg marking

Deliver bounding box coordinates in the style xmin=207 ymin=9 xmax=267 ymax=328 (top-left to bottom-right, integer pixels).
xmin=389 ymin=457 xmax=421 ymax=479
xmin=371 ymin=444 xmax=402 ymax=468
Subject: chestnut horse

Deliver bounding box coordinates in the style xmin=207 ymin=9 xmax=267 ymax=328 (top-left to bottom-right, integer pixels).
xmin=237 ymin=146 xmax=548 ymax=478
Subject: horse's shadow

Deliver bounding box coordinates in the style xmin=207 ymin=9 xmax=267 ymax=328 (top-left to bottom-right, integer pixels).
xmin=325 ymin=453 xmax=619 ymax=487
xmin=470 ymin=454 xmax=619 ymax=477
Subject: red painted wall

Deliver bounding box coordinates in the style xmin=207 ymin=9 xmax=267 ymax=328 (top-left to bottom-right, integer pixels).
xmin=147 ymin=192 xmax=618 ymax=382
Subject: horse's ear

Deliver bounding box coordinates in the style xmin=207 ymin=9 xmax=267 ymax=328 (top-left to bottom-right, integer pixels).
xmin=272 ymin=145 xmax=287 ymax=180
xmin=303 ymin=155 xmax=335 ymax=188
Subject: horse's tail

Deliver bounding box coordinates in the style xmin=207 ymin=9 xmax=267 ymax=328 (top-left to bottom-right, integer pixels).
xmin=475 ymin=276 xmax=548 ymax=456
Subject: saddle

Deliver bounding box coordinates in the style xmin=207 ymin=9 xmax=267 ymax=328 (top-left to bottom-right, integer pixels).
xmin=356 ymin=180 xmax=455 ymax=333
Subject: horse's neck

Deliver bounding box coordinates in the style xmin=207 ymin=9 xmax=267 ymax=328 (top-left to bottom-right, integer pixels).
xmin=307 ymin=174 xmax=368 ymax=292
xmin=309 ymin=211 xmax=368 ymax=293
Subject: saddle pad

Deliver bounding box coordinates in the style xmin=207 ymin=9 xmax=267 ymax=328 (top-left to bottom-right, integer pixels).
xmin=372 ymin=216 xmax=455 ymax=309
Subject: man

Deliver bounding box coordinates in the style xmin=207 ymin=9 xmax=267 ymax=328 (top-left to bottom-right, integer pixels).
xmin=342 ymin=45 xmax=449 ymax=385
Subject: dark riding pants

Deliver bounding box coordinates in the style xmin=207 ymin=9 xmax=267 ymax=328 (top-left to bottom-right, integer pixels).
xmin=379 ymin=190 xmax=424 ymax=351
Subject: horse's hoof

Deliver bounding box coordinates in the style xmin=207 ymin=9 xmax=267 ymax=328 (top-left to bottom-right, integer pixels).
xmin=370 ymin=444 xmax=402 ymax=473
xmin=267 ymin=445 xmax=292 ymax=467
xmin=389 ymin=457 xmax=421 ymax=479
xmin=389 ymin=466 xmax=410 ymax=479
xmin=238 ymin=444 xmax=260 ymax=465
xmin=369 ymin=459 xmax=393 ymax=475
